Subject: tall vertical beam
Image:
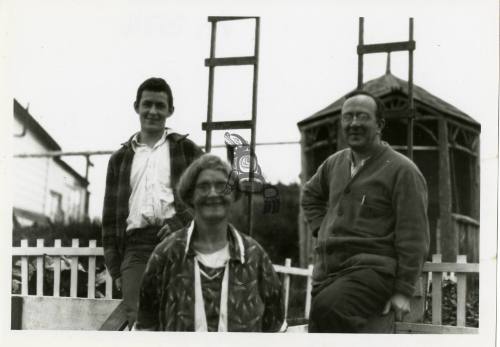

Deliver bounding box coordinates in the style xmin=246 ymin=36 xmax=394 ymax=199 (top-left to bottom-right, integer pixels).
xmin=299 ymin=129 xmax=309 ymax=267
xmin=205 ymin=21 xmax=217 ymax=152
xmin=407 ymin=18 xmax=415 ymax=161
xmin=357 ymin=17 xmax=364 ymax=89
xmin=471 ymin=137 xmax=480 ymax=221
xmin=246 ymin=17 xmax=260 ymax=236
xmin=438 ymin=118 xmax=456 ymax=261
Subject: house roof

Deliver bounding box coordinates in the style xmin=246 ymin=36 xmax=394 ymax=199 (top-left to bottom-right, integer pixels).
xmin=14 ymin=99 xmax=89 ymax=187
xmin=14 ymin=99 xmax=62 ymax=151
xmin=297 ymin=73 xmax=480 ymax=128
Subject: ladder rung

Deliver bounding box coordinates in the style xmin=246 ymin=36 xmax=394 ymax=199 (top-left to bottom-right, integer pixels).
xmin=202 ymin=120 xmax=253 ymax=131
xmin=208 ymin=16 xmax=257 ymax=22
xmin=205 ymin=56 xmax=256 ymax=67
xmin=358 ymin=40 xmax=416 ymax=54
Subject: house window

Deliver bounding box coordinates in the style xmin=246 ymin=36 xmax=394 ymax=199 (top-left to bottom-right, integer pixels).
xmin=49 ymin=191 xmax=64 ymax=223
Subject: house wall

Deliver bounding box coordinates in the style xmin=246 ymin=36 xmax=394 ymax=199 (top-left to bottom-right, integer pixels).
xmin=13 ymin=117 xmax=51 ymax=216
xmin=46 ymin=160 xmax=87 ymax=222
xmin=13 ymin=116 xmax=87 ymax=223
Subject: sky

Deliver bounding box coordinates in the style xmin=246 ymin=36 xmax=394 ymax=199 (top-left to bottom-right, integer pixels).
xmin=0 ymin=0 xmax=498 ymax=345
xmin=3 ymin=0 xmax=497 ymax=220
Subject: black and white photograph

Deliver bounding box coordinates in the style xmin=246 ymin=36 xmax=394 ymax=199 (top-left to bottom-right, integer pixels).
xmin=1 ymin=0 xmax=497 ymax=346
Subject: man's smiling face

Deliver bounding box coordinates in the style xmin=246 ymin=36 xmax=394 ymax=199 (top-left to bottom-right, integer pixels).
xmin=341 ymin=94 xmax=383 ymax=153
xmin=135 ymin=90 xmax=172 ymax=134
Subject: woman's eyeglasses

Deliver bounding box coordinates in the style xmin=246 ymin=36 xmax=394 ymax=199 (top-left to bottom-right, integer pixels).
xmin=195 ymin=181 xmax=229 ymax=195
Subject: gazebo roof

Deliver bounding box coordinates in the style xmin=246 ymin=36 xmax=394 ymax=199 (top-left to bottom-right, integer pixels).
xmin=298 ymin=73 xmax=480 ymax=128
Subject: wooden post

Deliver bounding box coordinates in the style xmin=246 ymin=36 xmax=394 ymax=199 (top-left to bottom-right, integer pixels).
xmin=105 ymin=271 xmax=113 ymax=299
xmin=304 ymin=264 xmax=314 ymax=318
xmin=283 ymin=258 xmax=291 ymax=320
xmin=456 ymin=255 xmax=467 ymax=327
xmin=431 ymin=254 xmax=443 ymax=325
xmin=406 ymin=18 xmax=415 ymax=161
xmin=204 ymin=20 xmax=217 ymax=153
xmin=438 ymin=118 xmax=455 ymax=261
xmin=36 ymin=239 xmax=44 ymax=296
xmin=88 ymin=240 xmax=96 ymax=298
xmin=21 ymin=239 xmax=28 ymax=296
xmin=53 ymin=239 xmax=61 ymax=297
xmin=357 ymin=17 xmax=364 ymax=89
xmin=70 ymin=239 xmax=79 ymax=298
xmin=299 ymin=129 xmax=309 ymax=267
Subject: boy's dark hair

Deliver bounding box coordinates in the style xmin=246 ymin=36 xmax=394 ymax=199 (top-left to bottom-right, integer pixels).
xmin=135 ymin=77 xmax=174 ymax=112
xmin=343 ymin=90 xmax=385 ymax=121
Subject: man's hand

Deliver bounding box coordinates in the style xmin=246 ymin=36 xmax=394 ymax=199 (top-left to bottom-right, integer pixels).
xmin=114 ymin=277 xmax=122 ymax=292
xmin=156 ymin=224 xmax=172 ymax=240
xmin=382 ymin=293 xmax=411 ymax=321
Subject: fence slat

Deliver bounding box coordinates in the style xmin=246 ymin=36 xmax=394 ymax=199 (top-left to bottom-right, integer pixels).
xmin=432 ymin=254 xmax=443 ymax=325
xmin=36 ymin=239 xmax=44 ymax=296
xmin=70 ymin=239 xmax=79 ymax=298
xmin=283 ymin=258 xmax=291 ymax=320
xmin=105 ymin=270 xmax=113 ymax=299
xmin=87 ymin=240 xmax=97 ymax=298
xmin=53 ymin=240 xmax=61 ymax=297
xmin=21 ymin=240 xmax=28 ymax=296
xmin=456 ymin=255 xmax=467 ymax=327
xmin=304 ymin=264 xmax=313 ymax=318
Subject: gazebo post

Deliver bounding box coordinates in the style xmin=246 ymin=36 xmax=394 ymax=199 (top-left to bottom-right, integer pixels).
xmin=337 ymin=117 xmax=347 ymax=150
xmin=471 ymin=137 xmax=480 ymax=221
xmin=438 ymin=117 xmax=456 ymax=261
xmin=299 ymin=129 xmax=310 ymax=267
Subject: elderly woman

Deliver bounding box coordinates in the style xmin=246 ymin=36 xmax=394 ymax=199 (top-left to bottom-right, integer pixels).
xmin=135 ymin=154 xmax=285 ymax=332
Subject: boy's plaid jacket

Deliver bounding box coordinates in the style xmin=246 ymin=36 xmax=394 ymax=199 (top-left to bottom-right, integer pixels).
xmin=102 ymin=130 xmax=203 ymax=279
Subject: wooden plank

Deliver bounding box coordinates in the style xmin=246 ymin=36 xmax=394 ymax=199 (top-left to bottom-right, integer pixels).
xmin=21 ymin=239 xmax=28 ymax=296
xmin=12 ymin=247 xmax=104 ymax=256
xmin=99 ymin=301 xmax=129 ymax=331
xmin=273 ymin=264 xmax=312 ymax=277
xmin=422 ymin=262 xmax=479 ymax=273
xmin=105 ymin=270 xmax=113 ymax=299
xmin=283 ymin=258 xmax=291 ymax=320
xmin=304 ymin=264 xmax=313 ymax=318
xmin=204 ymin=56 xmax=256 ymax=67
xmin=88 ymin=240 xmax=96 ymax=298
xmin=456 ymin=255 xmax=467 ymax=327
xmin=53 ymin=239 xmax=61 ymax=297
xmin=358 ymin=40 xmax=416 ymax=54
xmin=431 ymin=254 xmax=443 ymax=325
xmin=70 ymin=239 xmax=79 ymax=298
xmin=395 ymin=322 xmax=478 ymax=334
xmin=201 ymin=120 xmax=253 ymax=131
xmin=36 ymin=239 xmax=44 ymax=296
xmin=208 ymin=16 xmax=257 ymax=22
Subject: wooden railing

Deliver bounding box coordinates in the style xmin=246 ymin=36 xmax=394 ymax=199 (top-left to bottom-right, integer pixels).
xmin=12 ymin=240 xmax=479 ymax=333
xmin=452 ymin=213 xmax=479 ymax=263
xmin=276 ymin=254 xmax=479 ymax=333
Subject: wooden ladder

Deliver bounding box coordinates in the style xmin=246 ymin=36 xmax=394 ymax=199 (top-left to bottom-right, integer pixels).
xmin=357 ymin=17 xmax=416 ymax=160
xmin=203 ymin=16 xmax=260 ymax=236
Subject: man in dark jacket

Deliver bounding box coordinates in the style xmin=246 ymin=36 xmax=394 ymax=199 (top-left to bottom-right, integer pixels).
xmin=102 ymin=77 xmax=203 ymax=328
xmin=301 ymin=90 xmax=429 ymax=333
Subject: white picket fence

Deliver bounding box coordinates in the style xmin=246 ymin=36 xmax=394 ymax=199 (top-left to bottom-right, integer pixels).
xmin=12 ymin=239 xmax=479 ymax=333
xmin=12 ymin=239 xmax=113 ymax=299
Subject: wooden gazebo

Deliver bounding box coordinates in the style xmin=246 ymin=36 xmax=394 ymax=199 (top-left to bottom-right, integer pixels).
xmin=297 ymin=71 xmax=480 ymax=267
